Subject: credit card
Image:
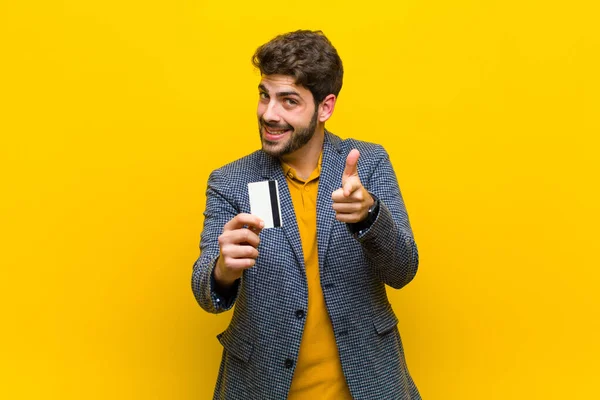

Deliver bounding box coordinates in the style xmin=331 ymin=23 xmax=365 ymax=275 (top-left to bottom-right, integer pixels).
xmin=247 ymin=180 xmax=282 ymax=229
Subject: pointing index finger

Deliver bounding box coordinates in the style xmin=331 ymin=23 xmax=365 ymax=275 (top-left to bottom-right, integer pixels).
xmin=343 ymin=149 xmax=360 ymax=178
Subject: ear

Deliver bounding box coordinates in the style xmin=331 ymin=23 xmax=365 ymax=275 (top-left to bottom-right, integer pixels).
xmin=317 ymin=94 xmax=337 ymax=123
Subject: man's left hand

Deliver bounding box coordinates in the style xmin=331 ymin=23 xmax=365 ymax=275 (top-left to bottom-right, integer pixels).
xmin=332 ymin=149 xmax=374 ymax=223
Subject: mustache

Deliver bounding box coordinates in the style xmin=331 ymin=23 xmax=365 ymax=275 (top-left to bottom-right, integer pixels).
xmin=260 ymin=118 xmax=293 ymax=131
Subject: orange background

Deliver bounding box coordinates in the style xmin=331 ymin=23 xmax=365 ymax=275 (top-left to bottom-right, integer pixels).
xmin=1 ymin=0 xmax=599 ymax=398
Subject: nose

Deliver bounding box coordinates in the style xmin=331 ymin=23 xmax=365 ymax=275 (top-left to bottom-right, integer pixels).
xmin=261 ymin=99 xmax=281 ymax=124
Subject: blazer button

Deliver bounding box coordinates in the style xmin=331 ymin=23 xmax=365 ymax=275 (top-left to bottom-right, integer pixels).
xmin=295 ymin=310 xmax=305 ymax=319
xmin=284 ymin=358 xmax=294 ymax=369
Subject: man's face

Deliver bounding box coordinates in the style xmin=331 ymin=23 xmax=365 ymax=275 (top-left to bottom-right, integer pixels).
xmin=257 ymin=75 xmax=318 ymax=158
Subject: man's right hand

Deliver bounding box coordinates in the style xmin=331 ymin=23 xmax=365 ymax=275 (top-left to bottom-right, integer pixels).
xmin=214 ymin=213 xmax=264 ymax=288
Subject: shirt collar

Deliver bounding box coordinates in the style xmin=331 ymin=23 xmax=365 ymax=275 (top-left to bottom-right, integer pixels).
xmin=281 ymin=152 xmax=323 ymax=183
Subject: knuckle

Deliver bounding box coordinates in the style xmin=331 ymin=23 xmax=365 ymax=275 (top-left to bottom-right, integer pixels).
xmin=221 ymin=244 xmax=232 ymax=256
xmin=219 ymin=236 xmax=229 ymax=248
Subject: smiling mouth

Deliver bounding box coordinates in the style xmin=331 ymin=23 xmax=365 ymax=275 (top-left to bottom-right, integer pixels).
xmin=263 ymin=125 xmax=292 ymax=137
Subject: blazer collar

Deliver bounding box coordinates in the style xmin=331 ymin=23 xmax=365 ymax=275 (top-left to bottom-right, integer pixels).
xmin=256 ymin=130 xmax=344 ymax=270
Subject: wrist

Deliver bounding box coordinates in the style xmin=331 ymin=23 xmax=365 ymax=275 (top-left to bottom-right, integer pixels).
xmin=348 ymin=193 xmax=380 ymax=235
xmin=213 ymin=257 xmax=240 ymax=288
xmin=363 ymin=194 xmax=375 ymax=221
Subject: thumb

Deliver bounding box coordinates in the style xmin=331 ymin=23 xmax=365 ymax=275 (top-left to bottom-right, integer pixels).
xmin=343 ymin=149 xmax=360 ymax=178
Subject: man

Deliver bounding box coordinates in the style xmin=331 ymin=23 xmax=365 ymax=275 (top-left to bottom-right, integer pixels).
xmin=192 ymin=30 xmax=420 ymax=399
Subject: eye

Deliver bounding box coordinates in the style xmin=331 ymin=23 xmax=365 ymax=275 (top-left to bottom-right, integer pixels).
xmin=284 ymin=98 xmax=298 ymax=106
xmin=259 ymin=92 xmax=269 ymax=100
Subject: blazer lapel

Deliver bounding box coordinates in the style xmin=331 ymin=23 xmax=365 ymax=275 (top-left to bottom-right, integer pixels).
xmin=259 ymin=152 xmax=305 ymax=271
xmin=317 ymin=131 xmax=344 ymax=269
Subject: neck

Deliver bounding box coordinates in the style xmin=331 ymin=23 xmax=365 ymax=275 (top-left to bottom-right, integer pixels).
xmin=280 ymin=126 xmax=325 ymax=180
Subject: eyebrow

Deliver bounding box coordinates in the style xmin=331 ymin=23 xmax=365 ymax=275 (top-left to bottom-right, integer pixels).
xmin=258 ymin=84 xmax=301 ymax=98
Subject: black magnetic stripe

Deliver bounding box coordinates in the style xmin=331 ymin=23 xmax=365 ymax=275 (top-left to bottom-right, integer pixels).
xmin=268 ymin=180 xmax=281 ymax=228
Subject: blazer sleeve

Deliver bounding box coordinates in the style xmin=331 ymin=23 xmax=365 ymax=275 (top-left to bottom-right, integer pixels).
xmin=355 ymin=147 xmax=419 ymax=289
xmin=191 ymin=169 xmax=242 ymax=313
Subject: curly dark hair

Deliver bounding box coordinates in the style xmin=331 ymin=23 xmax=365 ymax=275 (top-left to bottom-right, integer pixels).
xmin=252 ymin=30 xmax=344 ymax=104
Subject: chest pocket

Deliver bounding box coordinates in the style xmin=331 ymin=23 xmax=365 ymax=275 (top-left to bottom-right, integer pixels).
xmin=255 ymin=228 xmax=299 ymax=273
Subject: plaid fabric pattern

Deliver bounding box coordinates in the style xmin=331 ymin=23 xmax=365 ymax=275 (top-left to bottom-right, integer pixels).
xmin=192 ymin=131 xmax=420 ymax=399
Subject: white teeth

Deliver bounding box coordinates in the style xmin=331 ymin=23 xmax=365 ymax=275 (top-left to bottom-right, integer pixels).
xmin=266 ymin=128 xmax=287 ymax=135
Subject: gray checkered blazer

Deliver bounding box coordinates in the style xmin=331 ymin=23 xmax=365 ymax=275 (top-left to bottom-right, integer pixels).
xmin=192 ymin=131 xmax=421 ymax=399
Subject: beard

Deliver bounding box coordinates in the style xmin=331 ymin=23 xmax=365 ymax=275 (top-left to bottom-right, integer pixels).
xmin=258 ymin=109 xmax=318 ymax=158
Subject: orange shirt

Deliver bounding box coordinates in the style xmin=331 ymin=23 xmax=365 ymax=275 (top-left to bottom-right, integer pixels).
xmin=282 ymin=157 xmax=353 ymax=399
